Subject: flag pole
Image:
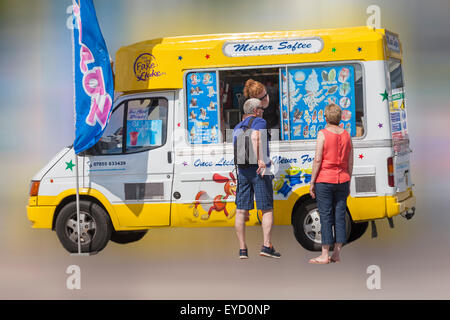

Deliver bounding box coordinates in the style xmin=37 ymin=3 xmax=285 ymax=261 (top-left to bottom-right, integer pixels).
xmin=75 ymin=154 xmax=82 ymax=254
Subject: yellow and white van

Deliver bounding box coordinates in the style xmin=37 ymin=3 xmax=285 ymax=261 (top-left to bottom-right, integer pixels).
xmin=27 ymin=26 xmax=416 ymax=253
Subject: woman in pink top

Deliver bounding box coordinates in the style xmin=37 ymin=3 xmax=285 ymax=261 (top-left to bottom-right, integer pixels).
xmin=309 ymin=103 xmax=354 ymax=264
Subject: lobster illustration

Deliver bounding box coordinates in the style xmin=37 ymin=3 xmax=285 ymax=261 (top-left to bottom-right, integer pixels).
xmin=190 ymin=172 xmax=237 ymax=220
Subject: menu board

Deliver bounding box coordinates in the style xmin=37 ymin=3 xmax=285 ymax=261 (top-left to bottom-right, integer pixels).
xmin=127 ymin=108 xmax=162 ymax=147
xmin=186 ymin=71 xmax=220 ymax=144
xmin=286 ymin=65 xmax=356 ymax=140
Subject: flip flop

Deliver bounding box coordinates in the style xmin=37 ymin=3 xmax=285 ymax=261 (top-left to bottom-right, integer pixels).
xmin=308 ymin=257 xmax=330 ymax=264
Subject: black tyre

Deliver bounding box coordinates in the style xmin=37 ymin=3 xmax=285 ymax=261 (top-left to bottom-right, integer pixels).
xmin=110 ymin=230 xmax=148 ymax=244
xmin=55 ymin=200 xmax=112 ymax=253
xmin=348 ymin=221 xmax=369 ymax=243
xmin=292 ymin=199 xmax=351 ymax=251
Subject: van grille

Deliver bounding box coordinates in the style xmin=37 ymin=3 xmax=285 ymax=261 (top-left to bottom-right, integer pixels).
xmin=355 ymin=176 xmax=376 ymax=193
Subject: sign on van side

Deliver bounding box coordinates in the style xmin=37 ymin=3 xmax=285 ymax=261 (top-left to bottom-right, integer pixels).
xmin=223 ymin=38 xmax=323 ymax=57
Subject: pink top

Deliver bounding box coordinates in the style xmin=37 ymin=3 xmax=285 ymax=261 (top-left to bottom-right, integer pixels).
xmin=316 ymin=129 xmax=352 ymax=184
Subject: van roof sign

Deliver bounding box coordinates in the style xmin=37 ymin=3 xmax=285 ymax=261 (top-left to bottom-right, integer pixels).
xmin=222 ymin=38 xmax=323 ymax=57
xmin=115 ymin=26 xmax=390 ymax=92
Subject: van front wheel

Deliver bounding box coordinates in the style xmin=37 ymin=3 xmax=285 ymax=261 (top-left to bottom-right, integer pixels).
xmin=292 ymin=199 xmax=351 ymax=251
xmin=55 ymin=200 xmax=112 ymax=254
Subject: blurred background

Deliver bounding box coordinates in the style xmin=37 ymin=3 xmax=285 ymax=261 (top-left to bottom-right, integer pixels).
xmin=1 ymin=0 xmax=449 ymax=299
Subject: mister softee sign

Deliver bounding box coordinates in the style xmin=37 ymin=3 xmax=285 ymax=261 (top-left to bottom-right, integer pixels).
xmin=223 ymin=38 xmax=323 ymax=57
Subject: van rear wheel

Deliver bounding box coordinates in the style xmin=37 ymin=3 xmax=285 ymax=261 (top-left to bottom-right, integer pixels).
xmin=55 ymin=200 xmax=112 ymax=254
xmin=292 ymin=199 xmax=351 ymax=251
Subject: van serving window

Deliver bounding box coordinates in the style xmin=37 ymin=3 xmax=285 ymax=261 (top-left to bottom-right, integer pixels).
xmin=282 ymin=63 xmax=364 ymax=140
xmin=186 ymin=71 xmax=220 ymax=144
xmin=218 ymin=67 xmax=281 ymax=142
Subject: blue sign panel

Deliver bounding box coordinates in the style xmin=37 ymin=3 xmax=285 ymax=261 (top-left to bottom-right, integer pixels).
xmin=287 ymin=65 xmax=356 ymax=140
xmin=186 ymin=72 xmax=220 ymax=144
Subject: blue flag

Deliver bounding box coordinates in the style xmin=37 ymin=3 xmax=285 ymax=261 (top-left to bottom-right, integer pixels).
xmin=72 ymin=0 xmax=114 ymax=154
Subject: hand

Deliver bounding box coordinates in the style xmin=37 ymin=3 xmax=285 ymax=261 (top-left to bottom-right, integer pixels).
xmin=310 ymin=183 xmax=316 ymax=199
xmin=256 ymin=160 xmax=266 ymax=176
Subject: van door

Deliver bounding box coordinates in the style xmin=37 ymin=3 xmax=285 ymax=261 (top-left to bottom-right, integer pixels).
xmin=83 ymin=92 xmax=175 ymax=227
xmin=387 ymin=58 xmax=412 ymax=193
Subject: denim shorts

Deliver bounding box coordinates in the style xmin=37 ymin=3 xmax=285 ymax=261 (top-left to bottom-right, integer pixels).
xmin=315 ymin=182 xmax=350 ymax=245
xmin=235 ymin=168 xmax=274 ymax=211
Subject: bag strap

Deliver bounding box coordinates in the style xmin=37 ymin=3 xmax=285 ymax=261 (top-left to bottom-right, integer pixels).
xmin=242 ymin=116 xmax=256 ymax=131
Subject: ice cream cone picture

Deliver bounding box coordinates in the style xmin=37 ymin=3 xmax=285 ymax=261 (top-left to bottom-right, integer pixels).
xmin=312 ymin=110 xmax=317 ymax=123
xmin=211 ymin=126 xmax=217 ymax=141
xmin=339 ymin=82 xmax=350 ymax=96
xmin=345 ymin=122 xmax=351 ymax=134
xmin=203 ymin=73 xmax=212 ymax=85
xmin=318 ymin=109 xmax=324 ymax=122
xmin=199 ymin=108 xmax=207 ymax=120
xmin=190 ymin=73 xmax=199 ymax=85
xmin=303 ymin=125 xmax=309 ymax=138
xmin=328 ymin=69 xmax=336 ymax=82
xmin=321 ymin=70 xmax=328 ymax=83
xmin=338 ymin=67 xmax=350 ymax=83
xmin=341 ymin=110 xmax=352 ymax=121
xmin=293 ymin=124 xmax=302 ymax=136
xmin=339 ymin=97 xmax=351 ymax=109
xmin=293 ymin=109 xmax=303 ymax=122
xmin=207 ymin=86 xmax=216 ymax=97
xmin=310 ymin=125 xmax=317 ymax=138
xmin=327 ymin=96 xmax=337 ymax=104
xmin=304 ymin=110 xmax=311 ymax=125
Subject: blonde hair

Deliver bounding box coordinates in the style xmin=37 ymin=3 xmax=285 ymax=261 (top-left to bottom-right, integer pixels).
xmin=324 ymin=103 xmax=342 ymax=125
xmin=243 ymin=79 xmax=265 ymax=98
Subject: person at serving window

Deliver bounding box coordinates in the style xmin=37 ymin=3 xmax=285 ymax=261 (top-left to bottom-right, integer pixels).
xmin=309 ymin=103 xmax=354 ymax=264
xmin=242 ymin=79 xmax=280 ymax=136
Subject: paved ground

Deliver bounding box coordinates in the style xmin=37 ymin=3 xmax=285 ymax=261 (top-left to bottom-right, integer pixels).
xmin=1 ymin=181 xmax=449 ymax=300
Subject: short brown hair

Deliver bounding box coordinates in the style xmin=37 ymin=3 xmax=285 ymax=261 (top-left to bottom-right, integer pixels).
xmin=324 ymin=103 xmax=342 ymax=125
xmin=243 ymin=79 xmax=266 ymax=98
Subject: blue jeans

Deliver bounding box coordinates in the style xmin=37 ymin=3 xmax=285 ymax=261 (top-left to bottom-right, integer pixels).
xmin=315 ymin=182 xmax=350 ymax=246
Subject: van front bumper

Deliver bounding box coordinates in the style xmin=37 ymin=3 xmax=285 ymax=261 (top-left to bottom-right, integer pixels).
xmin=27 ymin=205 xmax=55 ymax=229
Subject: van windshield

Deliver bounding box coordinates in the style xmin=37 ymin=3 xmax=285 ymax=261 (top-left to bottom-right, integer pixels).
xmin=389 ymin=58 xmax=404 ymax=90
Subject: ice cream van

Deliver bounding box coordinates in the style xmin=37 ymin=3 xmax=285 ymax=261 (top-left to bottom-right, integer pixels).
xmin=27 ymin=26 xmax=416 ymax=253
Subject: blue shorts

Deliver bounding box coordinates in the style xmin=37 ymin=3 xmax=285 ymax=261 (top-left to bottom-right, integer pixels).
xmin=235 ymin=168 xmax=274 ymax=211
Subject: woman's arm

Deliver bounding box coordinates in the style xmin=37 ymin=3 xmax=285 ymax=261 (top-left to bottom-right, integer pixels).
xmin=310 ymin=131 xmax=325 ymax=199
xmin=348 ymin=138 xmax=354 ymax=192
